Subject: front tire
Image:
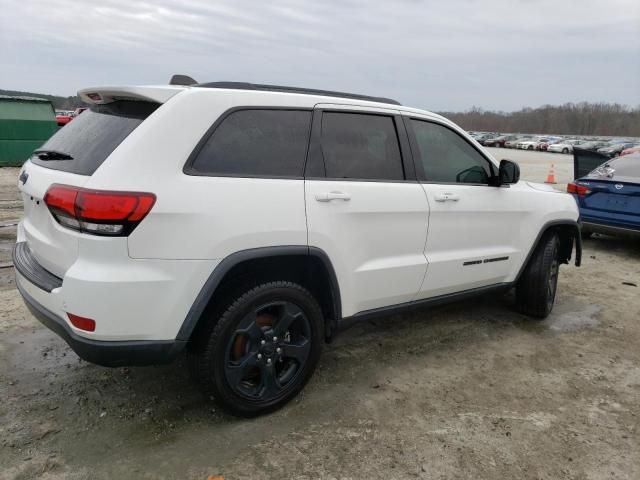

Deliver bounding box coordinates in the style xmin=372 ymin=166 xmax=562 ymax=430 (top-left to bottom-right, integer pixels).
xmin=189 ymin=281 xmax=324 ymax=417
xmin=516 ymin=233 xmax=560 ymax=319
xmin=562 ymin=148 xmax=569 ymax=154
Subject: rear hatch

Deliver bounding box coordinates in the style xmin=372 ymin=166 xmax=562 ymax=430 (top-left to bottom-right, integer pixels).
xmin=578 ymin=180 xmax=640 ymax=220
xmin=18 ymin=100 xmax=159 ymax=278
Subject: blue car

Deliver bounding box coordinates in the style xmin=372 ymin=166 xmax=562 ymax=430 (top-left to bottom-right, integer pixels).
xmin=568 ymin=152 xmax=640 ymax=237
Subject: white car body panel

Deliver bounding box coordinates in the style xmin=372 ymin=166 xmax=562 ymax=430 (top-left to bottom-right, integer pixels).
xmin=305 ymin=179 xmax=429 ymax=316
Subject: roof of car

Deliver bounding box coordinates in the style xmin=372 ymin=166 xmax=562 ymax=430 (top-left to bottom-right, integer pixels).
xmin=194 ymin=81 xmax=402 ymax=106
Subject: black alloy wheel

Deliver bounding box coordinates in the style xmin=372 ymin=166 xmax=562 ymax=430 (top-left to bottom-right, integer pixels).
xmin=224 ymin=301 xmax=312 ymax=401
xmin=189 ymin=281 xmax=323 ymax=417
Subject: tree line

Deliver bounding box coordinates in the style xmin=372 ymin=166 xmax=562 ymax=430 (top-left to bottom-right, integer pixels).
xmin=437 ymin=102 xmax=640 ymax=137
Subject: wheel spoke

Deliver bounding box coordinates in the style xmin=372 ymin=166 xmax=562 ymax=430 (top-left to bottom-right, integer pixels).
xmin=273 ymin=304 xmax=302 ymax=338
xmin=226 ymin=353 xmax=258 ymax=388
xmin=259 ymin=363 xmax=281 ymax=397
xmin=281 ymin=339 xmax=310 ymax=363
xmin=236 ymin=311 xmax=264 ymax=342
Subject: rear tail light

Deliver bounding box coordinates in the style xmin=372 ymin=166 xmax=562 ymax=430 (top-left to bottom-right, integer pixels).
xmin=67 ymin=313 xmax=96 ymax=332
xmin=44 ymin=184 xmax=155 ymax=236
xmin=567 ymin=182 xmax=592 ymax=196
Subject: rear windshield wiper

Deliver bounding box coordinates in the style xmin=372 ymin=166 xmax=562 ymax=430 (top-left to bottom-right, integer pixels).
xmin=33 ymin=149 xmax=74 ymax=160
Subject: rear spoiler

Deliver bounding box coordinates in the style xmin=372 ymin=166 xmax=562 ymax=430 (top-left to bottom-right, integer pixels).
xmin=573 ymin=147 xmax=609 ymax=180
xmin=77 ymin=85 xmax=185 ymax=105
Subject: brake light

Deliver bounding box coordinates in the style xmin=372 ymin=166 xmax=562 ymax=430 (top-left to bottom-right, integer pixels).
xmin=44 ymin=184 xmax=155 ymax=236
xmin=567 ymin=182 xmax=591 ymax=196
xmin=67 ymin=313 xmax=96 ymax=332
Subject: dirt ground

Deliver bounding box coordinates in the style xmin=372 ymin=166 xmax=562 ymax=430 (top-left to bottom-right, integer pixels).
xmin=1 ymin=153 xmax=639 ymax=480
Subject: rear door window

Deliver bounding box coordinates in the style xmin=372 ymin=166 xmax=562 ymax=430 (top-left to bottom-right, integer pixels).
xmin=320 ymin=112 xmax=404 ymax=180
xmin=31 ymin=101 xmax=159 ymax=176
xmin=189 ymin=109 xmax=312 ymax=177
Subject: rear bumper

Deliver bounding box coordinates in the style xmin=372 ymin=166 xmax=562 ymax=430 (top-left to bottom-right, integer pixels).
xmin=582 ymin=221 xmax=640 ymax=238
xmin=16 ymin=279 xmax=185 ymax=367
xmin=12 ymin=238 xmax=216 ymax=366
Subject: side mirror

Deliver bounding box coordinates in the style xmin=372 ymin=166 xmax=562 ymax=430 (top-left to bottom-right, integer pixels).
xmin=498 ymin=159 xmax=520 ymax=185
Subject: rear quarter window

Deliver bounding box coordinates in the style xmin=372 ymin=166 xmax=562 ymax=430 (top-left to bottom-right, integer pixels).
xmin=31 ymin=101 xmax=159 ymax=176
xmin=188 ymin=109 xmax=312 ymax=177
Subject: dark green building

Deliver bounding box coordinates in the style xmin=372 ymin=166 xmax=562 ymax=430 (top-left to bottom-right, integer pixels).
xmin=0 ymin=95 xmax=58 ymax=167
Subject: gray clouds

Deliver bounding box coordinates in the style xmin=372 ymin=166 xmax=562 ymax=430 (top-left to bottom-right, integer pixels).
xmin=1 ymin=0 xmax=638 ymax=111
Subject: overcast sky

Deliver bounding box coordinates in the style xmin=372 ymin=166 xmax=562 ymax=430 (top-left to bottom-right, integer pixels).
xmin=1 ymin=0 xmax=639 ymax=112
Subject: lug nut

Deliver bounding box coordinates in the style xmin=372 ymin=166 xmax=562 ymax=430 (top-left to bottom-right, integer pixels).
xmin=257 ymin=353 xmax=262 ymax=359
xmin=261 ymin=340 xmax=266 ymax=345
xmin=267 ymin=358 xmax=272 ymax=364
xmin=273 ymin=336 xmax=278 ymax=342
xmin=276 ymin=347 xmax=282 ymax=354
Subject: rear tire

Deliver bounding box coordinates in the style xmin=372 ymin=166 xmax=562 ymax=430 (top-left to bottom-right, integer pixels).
xmin=516 ymin=233 xmax=560 ymax=319
xmin=562 ymin=148 xmax=569 ymax=154
xmin=189 ymin=281 xmax=323 ymax=417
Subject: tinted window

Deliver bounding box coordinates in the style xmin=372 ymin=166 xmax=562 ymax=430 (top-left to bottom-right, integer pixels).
xmin=321 ymin=112 xmax=404 ymax=180
xmin=31 ymin=101 xmax=158 ymax=176
xmin=190 ymin=109 xmax=311 ymax=177
xmin=410 ymin=120 xmax=493 ymax=183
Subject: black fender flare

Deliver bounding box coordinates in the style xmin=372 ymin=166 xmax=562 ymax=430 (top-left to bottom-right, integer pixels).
xmin=514 ymin=219 xmax=582 ymax=284
xmin=175 ymin=246 xmax=342 ymax=342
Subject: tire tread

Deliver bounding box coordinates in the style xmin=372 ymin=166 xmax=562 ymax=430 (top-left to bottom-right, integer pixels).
xmin=516 ymin=233 xmax=559 ymax=319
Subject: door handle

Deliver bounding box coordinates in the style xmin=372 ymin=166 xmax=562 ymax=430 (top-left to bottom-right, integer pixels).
xmin=315 ymin=191 xmax=351 ymax=202
xmin=434 ymin=193 xmax=460 ymax=202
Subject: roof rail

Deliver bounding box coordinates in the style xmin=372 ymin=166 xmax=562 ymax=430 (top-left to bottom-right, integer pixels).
xmin=193 ymin=81 xmax=401 ymax=106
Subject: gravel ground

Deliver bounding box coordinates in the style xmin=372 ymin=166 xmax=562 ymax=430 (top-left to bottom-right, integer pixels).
xmin=1 ymin=150 xmax=639 ymax=480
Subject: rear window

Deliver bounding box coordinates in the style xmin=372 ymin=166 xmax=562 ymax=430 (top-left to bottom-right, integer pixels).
xmin=31 ymin=101 xmax=158 ymax=176
xmin=188 ymin=109 xmax=312 ymax=177
xmin=587 ymin=154 xmax=640 ymax=180
xmin=320 ymin=112 xmax=404 ymax=180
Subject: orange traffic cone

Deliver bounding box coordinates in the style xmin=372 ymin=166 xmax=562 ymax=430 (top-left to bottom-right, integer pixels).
xmin=545 ymin=164 xmax=557 ymax=184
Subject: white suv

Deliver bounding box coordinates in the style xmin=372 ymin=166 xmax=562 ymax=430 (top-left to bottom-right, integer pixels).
xmin=14 ymin=79 xmax=582 ymax=416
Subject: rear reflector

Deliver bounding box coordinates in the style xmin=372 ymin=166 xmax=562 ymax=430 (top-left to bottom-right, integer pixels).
xmin=67 ymin=313 xmax=96 ymax=332
xmin=44 ymin=184 xmax=155 ymax=236
xmin=567 ymin=182 xmax=591 ymax=196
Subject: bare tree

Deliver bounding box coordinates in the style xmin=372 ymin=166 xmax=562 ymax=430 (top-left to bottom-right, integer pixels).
xmin=438 ymin=103 xmax=640 ymax=136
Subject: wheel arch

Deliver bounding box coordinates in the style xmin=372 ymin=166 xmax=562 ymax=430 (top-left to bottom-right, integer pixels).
xmin=177 ymin=246 xmax=342 ymax=343
xmin=515 ymin=219 xmax=582 ymax=283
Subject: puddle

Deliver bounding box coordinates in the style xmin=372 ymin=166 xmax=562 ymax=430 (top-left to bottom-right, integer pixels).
xmin=544 ymin=302 xmax=602 ymax=332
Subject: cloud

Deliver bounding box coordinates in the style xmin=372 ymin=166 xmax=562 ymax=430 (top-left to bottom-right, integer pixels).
xmin=1 ymin=0 xmax=638 ymax=111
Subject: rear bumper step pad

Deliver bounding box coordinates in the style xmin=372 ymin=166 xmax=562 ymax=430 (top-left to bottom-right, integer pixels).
xmin=12 ymin=242 xmax=63 ymax=292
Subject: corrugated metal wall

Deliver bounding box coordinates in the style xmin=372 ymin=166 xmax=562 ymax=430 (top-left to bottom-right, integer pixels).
xmin=0 ymin=97 xmax=58 ymax=166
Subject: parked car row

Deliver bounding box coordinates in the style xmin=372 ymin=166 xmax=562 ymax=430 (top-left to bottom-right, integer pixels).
xmin=469 ymin=131 xmax=640 ymax=158
xmin=54 ymin=107 xmax=87 ymax=127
